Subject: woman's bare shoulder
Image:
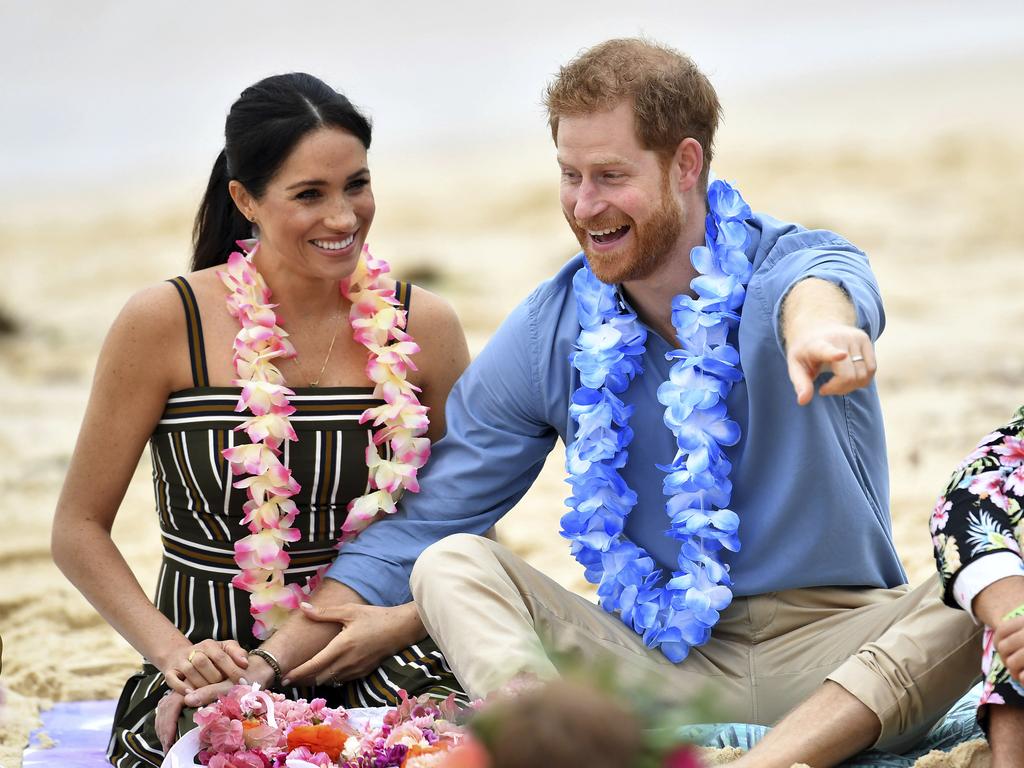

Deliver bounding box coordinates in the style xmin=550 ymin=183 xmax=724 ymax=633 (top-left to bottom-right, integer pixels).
xmin=102 ymin=280 xmax=189 ymax=390
xmin=406 ymin=283 xmax=463 ymax=337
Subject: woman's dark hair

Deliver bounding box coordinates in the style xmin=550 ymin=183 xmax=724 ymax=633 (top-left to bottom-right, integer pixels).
xmin=191 ymin=73 xmax=372 ymax=271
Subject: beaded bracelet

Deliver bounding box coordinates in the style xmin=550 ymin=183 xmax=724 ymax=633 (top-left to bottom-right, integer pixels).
xmin=248 ymin=648 xmax=283 ymax=687
xmin=1002 ymin=603 xmax=1024 ymax=622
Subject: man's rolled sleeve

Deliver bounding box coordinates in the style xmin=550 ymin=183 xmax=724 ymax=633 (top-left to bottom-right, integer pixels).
xmin=325 ymin=293 xmax=557 ymax=605
xmin=755 ymin=232 xmax=885 ymax=356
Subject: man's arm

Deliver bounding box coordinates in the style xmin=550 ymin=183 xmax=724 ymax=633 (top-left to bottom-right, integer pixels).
xmin=780 ymin=277 xmax=877 ymax=405
xmin=323 ymin=294 xmax=559 ymax=606
xmin=755 ymin=230 xmax=884 ymax=406
xmin=182 ymin=293 xmax=559 ymax=706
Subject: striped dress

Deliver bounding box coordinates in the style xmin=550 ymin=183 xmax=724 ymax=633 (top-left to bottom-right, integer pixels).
xmin=107 ymin=277 xmax=464 ymax=767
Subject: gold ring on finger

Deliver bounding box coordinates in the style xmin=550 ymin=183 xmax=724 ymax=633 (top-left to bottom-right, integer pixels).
xmin=187 ymin=650 xmax=197 ymax=664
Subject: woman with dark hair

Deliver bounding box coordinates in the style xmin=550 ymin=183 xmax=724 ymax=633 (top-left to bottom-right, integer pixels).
xmin=51 ymin=73 xmax=470 ymax=766
xmin=931 ymin=407 xmax=1024 ymax=767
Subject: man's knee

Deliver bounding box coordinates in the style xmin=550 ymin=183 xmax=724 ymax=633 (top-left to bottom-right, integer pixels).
xmin=410 ymin=533 xmax=494 ymax=597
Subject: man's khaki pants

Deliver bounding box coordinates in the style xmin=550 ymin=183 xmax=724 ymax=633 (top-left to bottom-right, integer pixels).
xmin=411 ymin=534 xmax=981 ymax=753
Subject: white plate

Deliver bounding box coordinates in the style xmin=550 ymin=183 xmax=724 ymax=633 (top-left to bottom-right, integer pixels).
xmin=162 ymin=728 xmax=201 ymax=768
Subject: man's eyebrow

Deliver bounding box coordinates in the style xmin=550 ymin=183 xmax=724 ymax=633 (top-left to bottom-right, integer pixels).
xmin=557 ymin=155 xmax=634 ymax=167
xmin=284 ymin=167 xmax=370 ymax=190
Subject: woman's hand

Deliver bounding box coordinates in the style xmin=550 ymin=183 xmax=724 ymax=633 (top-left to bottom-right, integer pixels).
xmin=156 ymin=691 xmax=185 ymax=752
xmin=162 ymin=638 xmax=250 ymax=694
xmin=284 ymin=602 xmax=425 ymax=686
xmin=182 ymin=653 xmax=278 ymax=708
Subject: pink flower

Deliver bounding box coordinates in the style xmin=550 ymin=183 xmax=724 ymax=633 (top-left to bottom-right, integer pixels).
xmin=385 ymin=720 xmax=427 ymax=748
xmin=1007 ymin=466 xmax=1024 ymax=496
xmin=366 ymin=451 xmax=418 ymax=494
xmin=243 ymin=720 xmax=284 ymax=751
xmin=341 ymin=490 xmax=397 ymax=540
xmin=249 ymin=581 xmax=305 ymax=613
xmin=239 ymin=381 xmax=295 ymax=416
xmin=207 ymin=750 xmax=269 ymax=768
xmin=284 ymin=747 xmax=333 ymax=767
xmin=224 ymin=444 xmax=282 ymax=477
xmin=233 ymin=464 xmax=301 ymax=505
xmin=392 ymin=436 xmax=431 ymax=467
xmin=969 ymin=471 xmax=1011 ymax=511
xmin=929 ymin=499 xmax=951 ymax=533
xmin=993 ymin=436 xmax=1024 ymax=467
xmin=200 ymin=714 xmax=246 ymax=752
xmin=235 ymin=530 xmax=297 ymax=571
xmin=239 ymin=411 xmax=299 ymax=446
xmin=241 ymin=497 xmax=299 ymax=532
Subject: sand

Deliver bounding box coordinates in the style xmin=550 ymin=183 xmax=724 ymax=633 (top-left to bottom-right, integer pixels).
xmin=2 ymin=61 xmax=1022 ymax=767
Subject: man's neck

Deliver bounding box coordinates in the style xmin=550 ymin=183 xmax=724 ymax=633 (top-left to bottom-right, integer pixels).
xmin=621 ymin=209 xmax=706 ymax=346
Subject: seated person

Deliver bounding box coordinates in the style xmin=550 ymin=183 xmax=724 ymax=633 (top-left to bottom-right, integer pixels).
xmin=931 ymin=406 xmax=1024 ymax=768
xmin=51 ymin=72 xmax=469 ymax=765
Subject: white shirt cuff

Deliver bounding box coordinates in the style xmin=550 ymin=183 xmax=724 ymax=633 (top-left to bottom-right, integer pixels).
xmin=951 ymin=551 xmax=1024 ymax=620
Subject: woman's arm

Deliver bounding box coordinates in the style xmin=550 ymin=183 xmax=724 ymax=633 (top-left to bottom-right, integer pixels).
xmin=51 ymin=284 xmax=247 ymax=691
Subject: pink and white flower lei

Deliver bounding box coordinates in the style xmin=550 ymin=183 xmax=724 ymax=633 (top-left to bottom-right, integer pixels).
xmin=219 ymin=240 xmax=430 ymax=639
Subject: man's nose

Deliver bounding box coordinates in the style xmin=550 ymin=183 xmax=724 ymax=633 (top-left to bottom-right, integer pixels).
xmin=572 ymin=180 xmax=607 ymax=222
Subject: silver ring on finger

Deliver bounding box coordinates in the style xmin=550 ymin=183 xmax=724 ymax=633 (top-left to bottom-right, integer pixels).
xmin=850 ymin=354 xmax=865 ymax=363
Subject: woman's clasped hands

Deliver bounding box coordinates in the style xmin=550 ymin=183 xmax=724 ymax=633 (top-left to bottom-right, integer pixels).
xmin=161 ymin=637 xmax=250 ymax=694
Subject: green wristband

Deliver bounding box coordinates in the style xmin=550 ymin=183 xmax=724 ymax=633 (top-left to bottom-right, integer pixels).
xmin=1001 ymin=602 xmax=1024 ymax=622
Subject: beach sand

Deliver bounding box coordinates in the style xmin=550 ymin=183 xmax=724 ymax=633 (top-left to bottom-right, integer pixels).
xmin=1 ymin=61 xmax=1022 ymax=767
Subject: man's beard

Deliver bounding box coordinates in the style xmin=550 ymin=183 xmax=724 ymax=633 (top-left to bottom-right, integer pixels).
xmin=569 ymin=183 xmax=684 ymax=285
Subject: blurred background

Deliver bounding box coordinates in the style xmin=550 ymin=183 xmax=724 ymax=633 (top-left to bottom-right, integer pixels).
xmin=1 ymin=1 xmax=1023 ymax=762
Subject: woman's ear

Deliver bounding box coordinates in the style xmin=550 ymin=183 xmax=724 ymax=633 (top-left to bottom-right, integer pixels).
xmin=228 ymin=180 xmax=257 ymax=223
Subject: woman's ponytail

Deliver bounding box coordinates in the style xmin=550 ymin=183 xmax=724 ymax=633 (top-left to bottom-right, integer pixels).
xmin=190 ymin=150 xmax=251 ymax=271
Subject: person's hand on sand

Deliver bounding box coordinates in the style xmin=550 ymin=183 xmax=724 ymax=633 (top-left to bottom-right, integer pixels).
xmin=155 ymin=690 xmax=185 ymax=751
xmin=786 ymin=323 xmax=877 ymax=406
xmin=284 ymin=602 xmax=422 ymax=686
xmin=994 ymin=613 xmax=1024 ymax=683
xmin=162 ymin=638 xmax=249 ymax=694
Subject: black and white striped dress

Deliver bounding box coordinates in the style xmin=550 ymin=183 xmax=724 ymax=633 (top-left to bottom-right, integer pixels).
xmin=107 ymin=277 xmax=464 ymax=768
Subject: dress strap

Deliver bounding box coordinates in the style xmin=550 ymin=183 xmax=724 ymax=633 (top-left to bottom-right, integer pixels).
xmin=167 ymin=276 xmax=210 ymax=388
xmin=395 ymin=280 xmax=413 ymax=316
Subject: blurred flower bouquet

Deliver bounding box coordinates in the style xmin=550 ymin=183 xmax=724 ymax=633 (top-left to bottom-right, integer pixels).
xmin=193 ymin=683 xmax=470 ymax=768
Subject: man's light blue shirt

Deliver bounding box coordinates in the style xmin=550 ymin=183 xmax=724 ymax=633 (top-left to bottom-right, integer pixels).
xmin=327 ymin=212 xmax=907 ymax=606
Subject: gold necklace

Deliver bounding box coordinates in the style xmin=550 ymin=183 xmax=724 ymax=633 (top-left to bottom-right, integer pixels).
xmin=292 ymin=293 xmax=343 ymax=388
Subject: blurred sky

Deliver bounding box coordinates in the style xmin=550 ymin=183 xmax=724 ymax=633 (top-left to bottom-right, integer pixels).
xmin=2 ymin=0 xmax=1023 ymax=208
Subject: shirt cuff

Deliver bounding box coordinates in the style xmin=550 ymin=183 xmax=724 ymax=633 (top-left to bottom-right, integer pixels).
xmin=951 ymin=551 xmax=1024 ymax=620
xmin=324 ymin=552 xmax=412 ymax=607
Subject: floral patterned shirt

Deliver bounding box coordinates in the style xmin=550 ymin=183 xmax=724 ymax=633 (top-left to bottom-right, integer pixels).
xmin=931 ymin=406 xmax=1024 ymax=612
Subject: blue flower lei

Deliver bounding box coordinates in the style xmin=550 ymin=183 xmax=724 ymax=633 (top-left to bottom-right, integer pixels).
xmin=561 ymin=179 xmax=754 ymax=663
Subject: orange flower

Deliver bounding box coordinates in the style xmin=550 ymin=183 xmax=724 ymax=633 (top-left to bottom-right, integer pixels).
xmin=286 ymin=724 xmax=349 ymax=761
xmin=401 ymin=743 xmax=453 ymax=768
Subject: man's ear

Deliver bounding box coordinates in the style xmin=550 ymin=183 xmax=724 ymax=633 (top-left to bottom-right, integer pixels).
xmin=672 ymin=137 xmax=703 ymax=195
